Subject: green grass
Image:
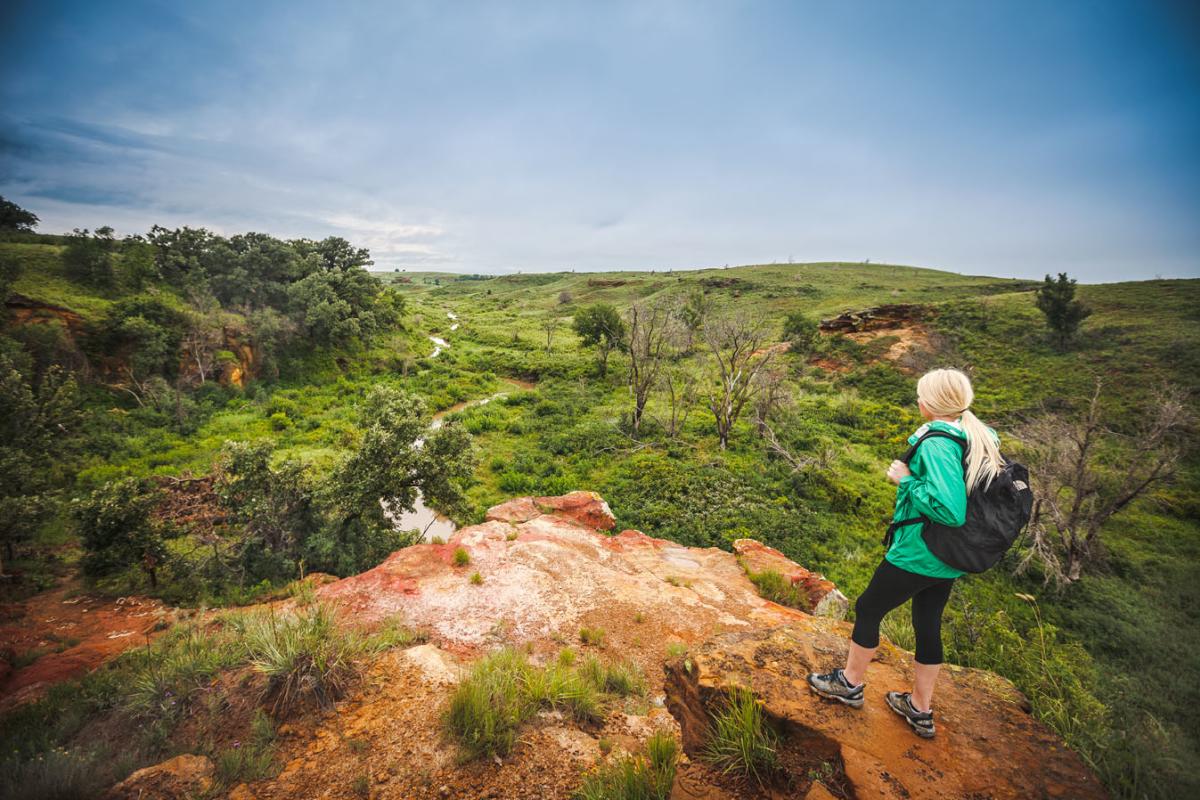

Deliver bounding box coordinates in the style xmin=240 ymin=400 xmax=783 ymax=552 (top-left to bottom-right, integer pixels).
xmin=445 ymin=647 xmax=653 ymax=760
xmin=701 ymin=687 xmax=779 ymax=785
xmin=744 ymin=568 xmax=805 ymax=609
xmin=573 ymin=729 xmax=679 ymax=800
xmin=579 ymin=627 xmax=607 ymax=647
xmin=452 ymin=547 xmax=471 ymax=566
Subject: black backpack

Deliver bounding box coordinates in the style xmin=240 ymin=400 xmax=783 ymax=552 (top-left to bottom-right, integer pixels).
xmin=882 ymin=430 xmax=1033 ymax=573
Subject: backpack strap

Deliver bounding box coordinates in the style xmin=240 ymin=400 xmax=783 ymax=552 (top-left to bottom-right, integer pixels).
xmin=883 ymin=430 xmax=967 ymax=548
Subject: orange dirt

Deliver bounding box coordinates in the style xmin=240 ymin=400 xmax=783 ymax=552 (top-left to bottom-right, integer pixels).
xmin=0 ymin=579 xmax=176 ymax=711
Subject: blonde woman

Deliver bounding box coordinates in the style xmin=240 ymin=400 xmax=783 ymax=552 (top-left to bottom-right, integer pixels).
xmin=807 ymin=368 xmax=1003 ymax=738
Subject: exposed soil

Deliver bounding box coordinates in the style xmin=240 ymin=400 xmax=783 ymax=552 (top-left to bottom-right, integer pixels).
xmin=0 ymin=578 xmax=176 ymax=710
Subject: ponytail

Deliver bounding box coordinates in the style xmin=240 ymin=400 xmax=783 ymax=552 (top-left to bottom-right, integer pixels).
xmin=958 ymin=408 xmax=1004 ymax=493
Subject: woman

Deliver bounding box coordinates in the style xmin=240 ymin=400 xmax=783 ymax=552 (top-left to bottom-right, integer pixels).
xmin=807 ymin=368 xmax=1002 ymax=739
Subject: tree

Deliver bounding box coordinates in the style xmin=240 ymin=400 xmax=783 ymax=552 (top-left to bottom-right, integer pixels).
xmin=782 ymin=312 xmax=819 ymax=357
xmin=1016 ymin=380 xmax=1190 ymax=584
xmin=180 ymin=293 xmax=224 ymax=386
xmin=1035 ymin=273 xmax=1092 ymax=349
xmin=658 ymin=364 xmax=697 ymax=439
xmin=0 ymin=355 xmax=80 ymax=576
xmin=702 ymin=312 xmax=777 ymax=449
xmin=63 ymin=227 xmax=117 ymax=288
xmin=676 ymin=288 xmax=713 ymax=354
xmin=624 ymin=301 xmax=675 ymax=437
xmin=0 ymin=196 xmax=38 ymax=232
xmin=573 ymin=303 xmax=626 ymax=376
xmin=76 ymin=478 xmax=169 ymax=588
xmin=539 ymin=313 xmax=562 ymax=352
xmin=311 ymin=387 xmax=476 ymax=575
xmin=217 ymin=441 xmax=320 ymax=581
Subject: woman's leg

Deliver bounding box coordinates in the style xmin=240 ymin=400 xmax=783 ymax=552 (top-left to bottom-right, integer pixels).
xmin=845 ymin=560 xmax=930 ymax=685
xmin=909 ymin=579 xmax=954 ymax=711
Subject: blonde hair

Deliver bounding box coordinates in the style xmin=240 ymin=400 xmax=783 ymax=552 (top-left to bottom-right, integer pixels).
xmin=916 ymin=368 xmax=1003 ymax=493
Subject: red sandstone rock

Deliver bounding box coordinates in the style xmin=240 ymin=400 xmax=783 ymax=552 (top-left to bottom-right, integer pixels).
xmin=534 ymin=490 xmax=617 ymax=530
xmin=733 ymin=538 xmax=849 ymax=618
xmin=484 ymin=496 xmax=542 ymax=524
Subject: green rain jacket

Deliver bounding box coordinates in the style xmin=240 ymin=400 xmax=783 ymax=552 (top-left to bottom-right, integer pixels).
xmin=886 ymin=420 xmax=971 ymax=579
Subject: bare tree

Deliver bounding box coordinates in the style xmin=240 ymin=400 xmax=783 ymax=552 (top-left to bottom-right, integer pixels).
xmin=624 ymin=301 xmax=675 ymax=437
xmin=539 ymin=313 xmax=562 ymax=352
xmin=701 ymin=312 xmax=777 ymax=449
xmin=658 ymin=364 xmax=697 ymax=439
xmin=752 ymin=366 xmax=790 ymax=438
xmin=1016 ymin=380 xmax=1191 ymax=584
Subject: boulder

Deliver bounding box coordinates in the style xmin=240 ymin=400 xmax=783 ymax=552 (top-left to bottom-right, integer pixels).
xmin=104 ymin=754 xmax=214 ymax=800
xmin=664 ymin=623 xmax=1108 ymax=800
xmin=534 ymin=490 xmax=617 ymax=530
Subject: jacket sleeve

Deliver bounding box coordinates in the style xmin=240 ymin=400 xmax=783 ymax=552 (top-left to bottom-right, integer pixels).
xmin=898 ymin=438 xmax=967 ymax=526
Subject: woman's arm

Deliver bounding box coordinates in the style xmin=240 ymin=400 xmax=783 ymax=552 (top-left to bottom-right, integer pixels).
xmin=898 ymin=438 xmax=967 ymax=526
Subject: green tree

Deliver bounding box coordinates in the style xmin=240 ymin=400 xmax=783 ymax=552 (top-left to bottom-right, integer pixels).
xmin=0 ymin=355 xmax=80 ymax=575
xmin=309 ymin=387 xmax=476 ymax=575
xmin=63 ymin=227 xmax=117 ymax=288
xmin=676 ymin=288 xmax=712 ymax=353
xmin=1035 ymin=272 xmax=1092 ymax=349
xmin=217 ymin=441 xmax=320 ymax=581
xmin=76 ymin=478 xmax=169 ymax=588
xmin=0 ymin=196 xmax=38 ymax=232
xmin=573 ymin=303 xmax=626 ymax=376
xmin=782 ymin=312 xmax=819 ymax=357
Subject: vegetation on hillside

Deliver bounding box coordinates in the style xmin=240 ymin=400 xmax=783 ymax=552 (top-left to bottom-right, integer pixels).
xmin=0 ymin=199 xmax=1197 ymax=798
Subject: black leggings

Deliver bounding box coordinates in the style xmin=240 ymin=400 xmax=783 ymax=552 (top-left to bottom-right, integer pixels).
xmin=851 ymin=559 xmax=955 ymax=665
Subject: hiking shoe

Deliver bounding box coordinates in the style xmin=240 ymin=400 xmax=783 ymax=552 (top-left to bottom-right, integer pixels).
xmin=886 ymin=691 xmax=935 ymax=738
xmin=806 ymin=668 xmax=864 ymax=708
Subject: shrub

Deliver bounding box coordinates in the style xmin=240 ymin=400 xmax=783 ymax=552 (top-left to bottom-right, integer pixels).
xmin=453 ymin=547 xmax=471 ymax=566
xmin=701 ymin=687 xmax=779 ymax=785
xmin=240 ymin=603 xmax=366 ymax=716
xmin=470 ymin=571 xmax=483 ymax=585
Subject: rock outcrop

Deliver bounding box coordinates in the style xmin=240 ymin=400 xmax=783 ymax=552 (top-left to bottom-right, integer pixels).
xmin=319 ymin=492 xmax=845 ymax=651
xmin=305 ymin=493 xmax=1105 ymax=798
xmin=665 ymin=623 xmax=1109 ymax=799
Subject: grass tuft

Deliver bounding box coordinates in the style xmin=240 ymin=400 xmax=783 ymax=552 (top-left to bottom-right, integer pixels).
xmin=573 ymin=729 xmax=679 ymax=800
xmin=453 ymin=547 xmax=471 ymax=566
xmin=701 ymin=686 xmax=779 ymax=785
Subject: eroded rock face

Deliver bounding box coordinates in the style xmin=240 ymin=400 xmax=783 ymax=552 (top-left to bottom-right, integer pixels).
xmin=319 ymin=493 xmax=841 ymax=651
xmin=103 ymin=754 xmax=214 ymax=800
xmin=664 ymin=623 xmax=1108 ymax=800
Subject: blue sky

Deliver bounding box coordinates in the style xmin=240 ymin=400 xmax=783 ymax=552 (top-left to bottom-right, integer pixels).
xmin=1 ymin=0 xmax=1197 ymax=280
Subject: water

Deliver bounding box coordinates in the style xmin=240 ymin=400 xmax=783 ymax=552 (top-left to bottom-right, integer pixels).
xmin=388 ymin=378 xmax=534 ymax=542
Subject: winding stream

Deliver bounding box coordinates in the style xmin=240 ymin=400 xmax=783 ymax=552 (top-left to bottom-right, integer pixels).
xmin=392 ymin=308 xmax=532 ymax=541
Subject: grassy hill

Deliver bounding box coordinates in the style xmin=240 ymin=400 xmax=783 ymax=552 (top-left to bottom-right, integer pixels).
xmin=2 ymin=237 xmax=1198 ymax=798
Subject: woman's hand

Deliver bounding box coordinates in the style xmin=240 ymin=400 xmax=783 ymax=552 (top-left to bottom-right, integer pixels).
xmin=887 ymin=460 xmax=911 ymax=485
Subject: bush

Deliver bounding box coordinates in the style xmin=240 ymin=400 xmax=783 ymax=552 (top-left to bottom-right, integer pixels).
xmin=453 ymin=547 xmax=471 ymax=566
xmin=75 ymin=478 xmax=169 ymax=588
xmin=239 ymin=603 xmax=368 ymax=716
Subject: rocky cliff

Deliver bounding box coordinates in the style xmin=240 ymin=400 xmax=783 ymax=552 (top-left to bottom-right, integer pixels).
xmin=213 ymin=492 xmax=1105 ymax=800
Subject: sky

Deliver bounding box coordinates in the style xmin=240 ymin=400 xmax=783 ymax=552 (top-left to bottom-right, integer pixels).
xmin=1 ymin=0 xmax=1198 ymax=281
